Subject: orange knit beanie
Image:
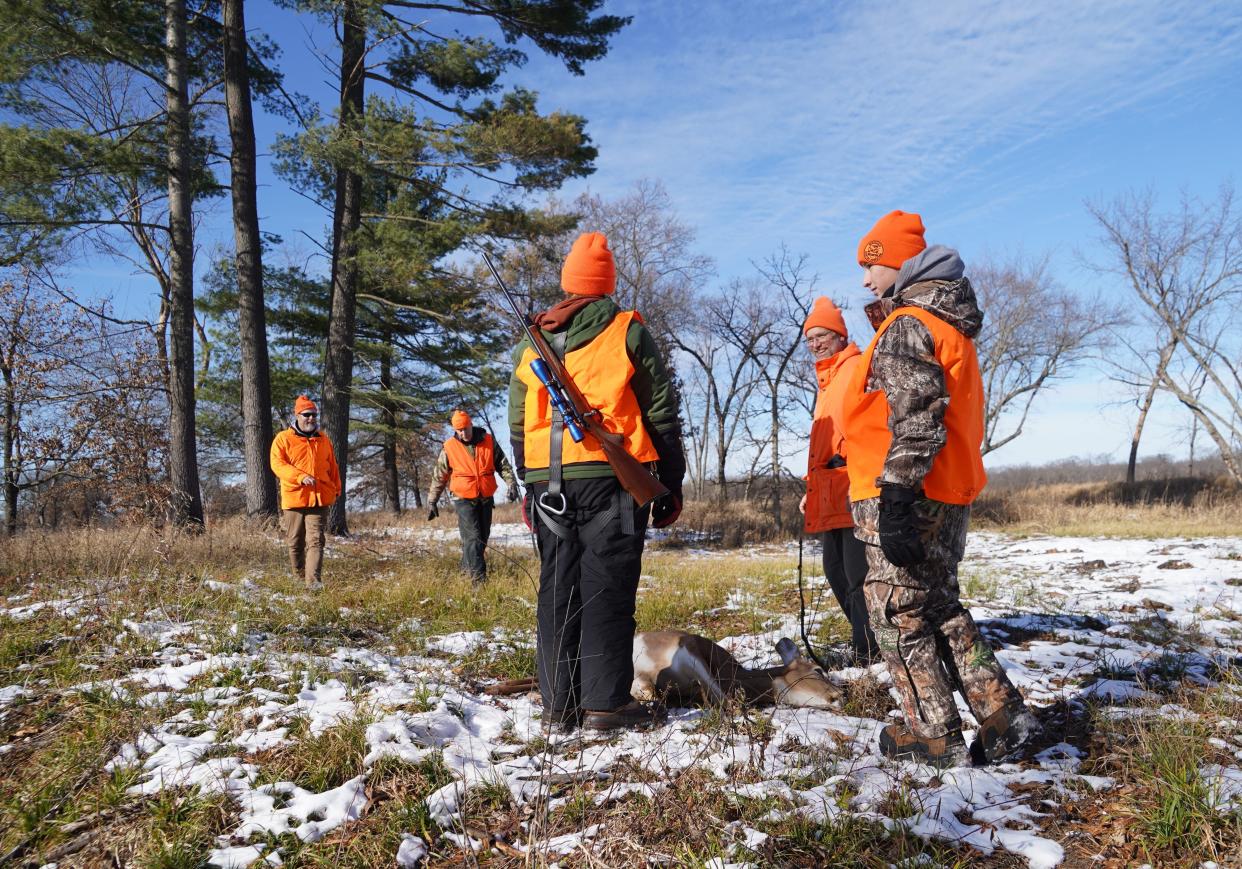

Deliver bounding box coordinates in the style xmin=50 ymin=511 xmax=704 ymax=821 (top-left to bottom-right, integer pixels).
xmin=451 ymin=409 xmax=472 ymax=430
xmin=857 ymin=210 xmax=927 ymax=269
xmin=294 ymin=395 xmax=318 ymax=415
xmin=803 ymin=296 xmax=848 ymax=338
xmin=561 ymin=232 xmax=616 ymax=296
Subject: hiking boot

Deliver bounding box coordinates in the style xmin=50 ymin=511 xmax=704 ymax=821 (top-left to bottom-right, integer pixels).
xmin=878 ymin=723 xmax=970 ymax=767
xmin=582 ymin=700 xmax=667 ymax=732
xmin=971 ymin=702 xmax=1040 ymax=764
xmin=542 ymin=707 xmax=581 ymax=733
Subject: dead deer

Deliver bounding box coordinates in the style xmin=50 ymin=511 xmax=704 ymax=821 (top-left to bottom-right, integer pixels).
xmin=482 ymin=631 xmax=844 ymax=710
xmin=631 ymin=630 xmax=843 ymax=709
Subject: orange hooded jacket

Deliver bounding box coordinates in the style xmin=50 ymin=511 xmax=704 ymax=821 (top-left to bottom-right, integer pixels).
xmin=805 ymin=344 xmax=861 ymax=533
xmin=270 ymin=427 xmax=341 ymax=510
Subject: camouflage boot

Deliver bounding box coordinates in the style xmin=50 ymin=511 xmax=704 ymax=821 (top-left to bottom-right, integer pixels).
xmin=879 ymin=723 xmax=970 ymax=768
xmin=971 ymin=702 xmax=1040 ymax=764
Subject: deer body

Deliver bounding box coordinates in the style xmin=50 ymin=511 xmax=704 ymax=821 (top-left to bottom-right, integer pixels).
xmin=631 ymin=630 xmax=843 ymax=709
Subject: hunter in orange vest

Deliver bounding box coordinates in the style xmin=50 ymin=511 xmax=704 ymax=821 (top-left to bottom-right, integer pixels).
xmin=843 ymin=210 xmax=1035 ymax=768
xmin=507 ymin=231 xmax=685 ymax=733
xmin=270 ymin=395 xmax=341 ymax=590
xmin=799 ymin=296 xmax=876 ymax=664
xmin=426 ymin=409 xmax=518 ymax=584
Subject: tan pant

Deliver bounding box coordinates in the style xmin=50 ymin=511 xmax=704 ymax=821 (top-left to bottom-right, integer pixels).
xmin=284 ymin=506 xmax=327 ymax=586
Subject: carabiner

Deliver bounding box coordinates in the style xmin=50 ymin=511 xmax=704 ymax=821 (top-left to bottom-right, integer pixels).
xmin=538 ymin=490 xmax=568 ymax=516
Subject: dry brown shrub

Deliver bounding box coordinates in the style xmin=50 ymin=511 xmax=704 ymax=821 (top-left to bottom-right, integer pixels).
xmin=972 ymin=477 xmax=1242 ymax=537
xmin=0 ymin=516 xmax=285 ymax=584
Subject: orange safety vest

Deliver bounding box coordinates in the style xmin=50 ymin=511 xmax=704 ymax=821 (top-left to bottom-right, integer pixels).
xmin=444 ymin=433 xmax=499 ymax=499
xmin=516 ymin=309 xmax=659 ymax=470
xmin=805 ymin=344 xmax=860 ymax=533
xmin=843 ymin=306 xmax=987 ymax=505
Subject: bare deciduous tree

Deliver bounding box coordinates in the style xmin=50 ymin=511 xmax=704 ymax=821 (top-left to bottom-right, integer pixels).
xmin=574 ymin=179 xmax=714 ymax=347
xmin=673 ymin=279 xmax=763 ymax=499
xmin=1 ymin=272 xmax=171 ymax=531
xmin=747 ymin=248 xmax=816 ymax=527
xmin=972 ymin=255 xmax=1112 ymax=455
xmin=1089 ymin=187 xmax=1242 ymax=483
xmin=1 ymin=275 xmax=91 ymax=533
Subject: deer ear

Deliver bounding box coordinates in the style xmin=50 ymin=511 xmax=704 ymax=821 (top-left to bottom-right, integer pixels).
xmin=775 ymin=638 xmax=800 ymax=665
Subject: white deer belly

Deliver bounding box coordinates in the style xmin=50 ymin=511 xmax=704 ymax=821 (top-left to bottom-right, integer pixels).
xmin=631 ymin=635 xmax=726 ymax=702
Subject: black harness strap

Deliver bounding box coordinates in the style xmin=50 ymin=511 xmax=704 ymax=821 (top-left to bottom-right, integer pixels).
xmin=532 ymin=327 xmax=636 ymax=544
xmin=536 ymin=330 xmax=571 ymax=539
xmin=536 ymin=488 xmax=633 ymax=544
xmin=546 ymin=331 xmax=568 ymax=500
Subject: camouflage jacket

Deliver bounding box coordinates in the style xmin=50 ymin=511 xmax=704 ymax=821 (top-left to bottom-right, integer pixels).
xmin=860 ymin=246 xmax=984 ymax=496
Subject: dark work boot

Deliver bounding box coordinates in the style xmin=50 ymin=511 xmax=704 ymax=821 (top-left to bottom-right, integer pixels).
xmin=879 ymin=723 xmax=970 ymax=768
xmin=542 ymin=706 xmax=581 ymax=734
xmin=971 ymin=702 xmax=1040 ymax=764
xmin=582 ymin=700 xmax=667 ymax=732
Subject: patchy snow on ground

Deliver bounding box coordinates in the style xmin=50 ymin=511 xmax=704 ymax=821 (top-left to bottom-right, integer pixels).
xmin=4 ymin=532 xmax=1242 ymax=867
xmin=389 ymin=520 xmax=535 ymax=550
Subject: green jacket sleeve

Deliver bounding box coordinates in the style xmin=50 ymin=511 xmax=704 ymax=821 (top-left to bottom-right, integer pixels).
xmin=507 ymin=340 xmax=531 ymax=481
xmin=626 ymin=321 xmax=686 ymax=492
xmin=626 ymin=321 xmax=677 ymax=434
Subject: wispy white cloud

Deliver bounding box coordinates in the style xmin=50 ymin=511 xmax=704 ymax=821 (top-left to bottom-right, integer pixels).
xmin=527 ymin=0 xmax=1242 ymax=280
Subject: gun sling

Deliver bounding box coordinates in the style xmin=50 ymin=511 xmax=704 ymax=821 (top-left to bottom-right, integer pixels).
xmin=535 ymin=330 xmax=635 ymax=542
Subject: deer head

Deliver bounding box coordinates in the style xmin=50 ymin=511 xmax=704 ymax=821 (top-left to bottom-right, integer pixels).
xmin=771 ymin=638 xmax=844 ymax=709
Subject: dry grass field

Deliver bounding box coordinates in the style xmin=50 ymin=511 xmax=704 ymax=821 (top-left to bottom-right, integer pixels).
xmin=1 ymin=480 xmax=1240 ymax=867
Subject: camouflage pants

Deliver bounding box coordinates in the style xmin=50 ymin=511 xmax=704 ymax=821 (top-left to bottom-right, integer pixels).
xmin=852 ymin=497 xmax=1022 ymax=738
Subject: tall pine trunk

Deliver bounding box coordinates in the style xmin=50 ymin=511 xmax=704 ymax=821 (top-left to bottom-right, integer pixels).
xmin=164 ymin=0 xmax=204 ymax=528
xmin=323 ymin=0 xmax=365 ymax=536
xmin=223 ymin=0 xmax=277 ymax=522
xmin=379 ymin=345 xmax=400 ymax=513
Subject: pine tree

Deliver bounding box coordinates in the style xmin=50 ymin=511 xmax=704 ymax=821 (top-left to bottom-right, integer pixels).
xmin=0 ymin=0 xmax=230 ymax=527
xmin=275 ymin=0 xmax=628 ymax=533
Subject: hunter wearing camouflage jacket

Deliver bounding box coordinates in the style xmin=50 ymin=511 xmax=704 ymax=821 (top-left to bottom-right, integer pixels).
xmin=846 ymin=222 xmax=1030 ymax=758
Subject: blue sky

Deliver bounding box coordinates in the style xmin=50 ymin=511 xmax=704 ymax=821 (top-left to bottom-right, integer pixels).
xmin=82 ymin=0 xmax=1242 ymax=470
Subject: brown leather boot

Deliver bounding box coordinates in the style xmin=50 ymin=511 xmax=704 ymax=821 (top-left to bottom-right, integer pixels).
xmin=879 ymin=723 xmax=970 ymax=767
xmin=582 ymin=700 xmax=667 ymax=731
xmin=541 ymin=706 xmax=581 ymax=734
xmin=971 ymin=702 xmax=1039 ymax=764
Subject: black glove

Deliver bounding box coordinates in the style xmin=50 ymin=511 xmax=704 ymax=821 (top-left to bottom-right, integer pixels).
xmin=877 ymin=484 xmax=926 ymax=568
xmin=507 ymin=486 xmax=520 ymax=504
xmin=426 ymin=506 xmax=439 ymax=521
xmin=651 ymin=489 xmax=683 ymax=529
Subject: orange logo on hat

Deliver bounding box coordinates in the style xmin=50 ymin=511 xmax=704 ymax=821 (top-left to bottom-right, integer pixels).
xmin=863 ymin=241 xmax=884 ymax=264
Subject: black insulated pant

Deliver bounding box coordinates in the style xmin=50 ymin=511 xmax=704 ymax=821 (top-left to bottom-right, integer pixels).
xmin=532 ymin=476 xmax=650 ymax=713
xmin=454 ymin=496 xmax=493 ymax=581
xmin=822 ymin=526 xmax=879 ymax=662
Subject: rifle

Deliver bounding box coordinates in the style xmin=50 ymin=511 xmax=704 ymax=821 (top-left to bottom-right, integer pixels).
xmin=483 ymin=253 xmax=669 ymax=508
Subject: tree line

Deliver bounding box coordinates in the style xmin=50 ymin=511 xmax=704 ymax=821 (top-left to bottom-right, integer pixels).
xmin=2 ymin=3 xmax=1239 ymax=536
xmin=1 ymin=0 xmax=627 ymax=533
